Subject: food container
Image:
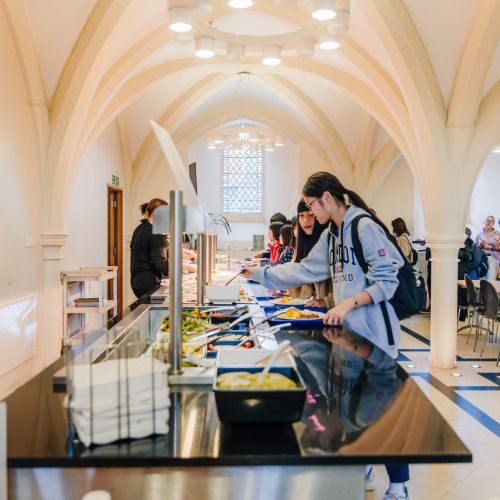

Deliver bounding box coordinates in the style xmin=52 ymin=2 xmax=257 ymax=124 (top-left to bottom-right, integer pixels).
xmin=216 ymin=349 xmax=295 ymax=368
xmin=183 ymin=306 xmax=251 ymax=325
xmin=213 ymin=367 xmax=306 ymax=424
xmin=206 ymin=339 xmax=255 ymax=358
xmin=206 ymin=285 xmax=240 ymax=304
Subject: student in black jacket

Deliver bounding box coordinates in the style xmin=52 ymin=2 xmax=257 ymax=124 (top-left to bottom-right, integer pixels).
xmin=130 ymin=198 xmax=168 ymax=299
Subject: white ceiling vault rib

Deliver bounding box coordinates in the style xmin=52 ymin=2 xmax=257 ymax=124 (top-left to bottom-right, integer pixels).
xmin=447 ymin=0 xmax=500 ymax=126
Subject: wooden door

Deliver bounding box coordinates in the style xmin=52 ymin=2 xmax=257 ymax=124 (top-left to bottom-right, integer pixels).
xmin=107 ymin=185 xmax=123 ymax=315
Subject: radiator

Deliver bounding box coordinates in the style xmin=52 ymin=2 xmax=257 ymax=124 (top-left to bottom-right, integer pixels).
xmin=0 ymin=294 xmax=38 ymax=377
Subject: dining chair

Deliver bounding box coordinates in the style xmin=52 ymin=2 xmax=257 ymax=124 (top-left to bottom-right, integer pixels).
xmin=477 ymin=279 xmax=500 ymax=356
xmin=461 ymin=275 xmax=484 ymax=345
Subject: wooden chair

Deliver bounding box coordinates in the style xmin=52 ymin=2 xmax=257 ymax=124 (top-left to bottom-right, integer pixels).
xmin=461 ymin=275 xmax=484 ymax=346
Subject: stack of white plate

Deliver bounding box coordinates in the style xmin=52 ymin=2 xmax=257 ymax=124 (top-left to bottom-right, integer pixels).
xmin=65 ymin=357 xmax=169 ymax=447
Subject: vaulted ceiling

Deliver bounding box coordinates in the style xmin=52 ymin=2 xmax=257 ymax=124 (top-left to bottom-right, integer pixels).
xmin=9 ymin=0 xmax=500 ymax=231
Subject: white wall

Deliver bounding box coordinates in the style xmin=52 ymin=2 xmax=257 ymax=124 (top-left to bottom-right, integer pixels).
xmin=188 ymin=137 xmax=301 ymax=246
xmin=63 ymin=121 xmax=126 ymax=268
xmin=371 ymin=158 xmax=415 ymax=235
xmin=468 ymin=152 xmax=500 ymax=237
xmin=0 ymin=8 xmax=44 ymax=398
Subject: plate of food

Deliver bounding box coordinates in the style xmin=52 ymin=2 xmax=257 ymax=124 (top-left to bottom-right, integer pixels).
xmin=264 ymin=306 xmax=325 ymax=328
xmin=270 ymin=296 xmax=306 ymax=306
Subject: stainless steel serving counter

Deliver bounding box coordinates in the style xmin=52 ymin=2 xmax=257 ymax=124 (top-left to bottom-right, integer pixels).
xmin=5 ymin=289 xmax=471 ymax=500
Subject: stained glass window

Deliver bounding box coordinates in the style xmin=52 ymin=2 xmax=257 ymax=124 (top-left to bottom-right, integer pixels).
xmin=223 ymin=144 xmax=263 ymax=214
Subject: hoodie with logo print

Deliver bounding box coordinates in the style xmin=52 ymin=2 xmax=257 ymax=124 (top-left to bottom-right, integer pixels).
xmin=251 ymin=205 xmax=404 ymax=358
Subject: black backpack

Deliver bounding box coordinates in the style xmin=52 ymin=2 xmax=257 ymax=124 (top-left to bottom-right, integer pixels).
xmin=328 ymin=214 xmax=421 ymax=323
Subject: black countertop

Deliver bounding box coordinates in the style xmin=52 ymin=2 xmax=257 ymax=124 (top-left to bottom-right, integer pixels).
xmin=5 ymin=292 xmax=471 ymax=468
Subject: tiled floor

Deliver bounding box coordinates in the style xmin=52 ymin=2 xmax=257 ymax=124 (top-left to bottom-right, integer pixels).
xmin=366 ymin=315 xmax=500 ymax=500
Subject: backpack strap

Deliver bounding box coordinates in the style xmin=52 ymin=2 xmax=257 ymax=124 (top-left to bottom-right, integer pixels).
xmin=350 ymin=214 xmax=371 ymax=274
xmin=350 ymin=213 xmax=396 ymax=346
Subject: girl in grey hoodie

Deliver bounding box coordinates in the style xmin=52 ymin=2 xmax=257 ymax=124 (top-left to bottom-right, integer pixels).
xmin=242 ymin=171 xmax=404 ymax=360
xmin=242 ymin=171 xmax=410 ymax=499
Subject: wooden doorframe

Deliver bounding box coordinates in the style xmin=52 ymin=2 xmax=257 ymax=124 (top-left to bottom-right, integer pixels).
xmin=107 ymin=184 xmax=123 ymax=315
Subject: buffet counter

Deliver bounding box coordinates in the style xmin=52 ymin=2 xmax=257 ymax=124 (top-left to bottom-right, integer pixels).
xmin=5 ymin=282 xmax=471 ymax=499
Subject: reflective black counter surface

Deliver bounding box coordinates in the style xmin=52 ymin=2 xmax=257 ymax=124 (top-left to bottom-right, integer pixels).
xmin=6 ymin=323 xmax=471 ymax=468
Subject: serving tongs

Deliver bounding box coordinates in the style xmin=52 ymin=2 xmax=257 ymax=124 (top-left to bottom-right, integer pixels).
xmin=224 ymin=269 xmax=245 ymax=286
xmin=231 ymin=323 xmax=292 ymax=349
xmin=188 ymin=311 xmax=254 ymax=343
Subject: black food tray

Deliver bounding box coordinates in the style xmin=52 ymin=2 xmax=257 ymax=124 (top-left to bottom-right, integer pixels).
xmin=214 ymin=367 xmax=306 ymax=424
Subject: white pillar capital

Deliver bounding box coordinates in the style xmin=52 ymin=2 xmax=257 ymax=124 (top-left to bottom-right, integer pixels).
xmin=425 ymin=233 xmax=464 ymax=263
xmin=41 ymin=232 xmax=69 ymax=261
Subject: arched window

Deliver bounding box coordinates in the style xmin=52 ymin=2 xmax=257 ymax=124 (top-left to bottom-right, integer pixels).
xmin=223 ymin=144 xmax=263 ymax=214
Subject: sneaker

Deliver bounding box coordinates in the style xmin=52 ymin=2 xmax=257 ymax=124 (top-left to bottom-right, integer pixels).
xmin=383 ymin=486 xmax=409 ymax=500
xmin=365 ymin=467 xmax=376 ymax=491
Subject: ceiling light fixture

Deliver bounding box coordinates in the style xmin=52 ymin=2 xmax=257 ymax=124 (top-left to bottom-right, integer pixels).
xmin=195 ymin=36 xmax=215 ymax=58
xmin=205 ymin=125 xmax=285 ymax=152
xmin=228 ymin=0 xmax=253 ymax=8
xmin=262 ymin=45 xmax=282 ymax=66
xmin=168 ymin=6 xmax=192 ymax=33
xmin=318 ymin=32 xmax=341 ymax=50
xmin=312 ymin=0 xmax=336 ymax=21
xmin=492 ymin=144 xmax=500 ymax=153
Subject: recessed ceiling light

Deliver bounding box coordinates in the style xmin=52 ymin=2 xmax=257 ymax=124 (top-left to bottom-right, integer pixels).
xmin=492 ymin=144 xmax=500 ymax=153
xmin=168 ymin=6 xmax=192 ymax=33
xmin=228 ymin=0 xmax=253 ymax=8
xmin=407 ymin=364 xmax=416 ymax=368
xmin=207 ymin=144 xmax=216 ymax=150
xmin=318 ymin=33 xmax=340 ymax=50
xmin=195 ymin=37 xmax=215 ymax=58
xmin=452 ymin=373 xmax=462 ymax=377
xmin=262 ymin=45 xmax=282 ymax=66
xmin=312 ymin=0 xmax=336 ymax=20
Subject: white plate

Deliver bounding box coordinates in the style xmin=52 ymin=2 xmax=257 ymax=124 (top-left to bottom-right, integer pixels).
xmin=276 ymin=308 xmax=326 ymax=321
xmin=270 ymin=297 xmax=306 ymax=306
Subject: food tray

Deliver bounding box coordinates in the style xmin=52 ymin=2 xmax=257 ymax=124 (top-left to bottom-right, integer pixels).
xmin=262 ymin=306 xmax=326 ymax=329
xmin=206 ymin=339 xmax=255 ymax=358
xmin=182 ymin=306 xmax=251 ymax=325
xmin=213 ymin=367 xmax=306 ymax=424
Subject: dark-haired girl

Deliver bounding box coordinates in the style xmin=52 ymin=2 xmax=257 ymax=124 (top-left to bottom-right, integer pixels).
xmin=272 ymin=224 xmax=294 ymax=265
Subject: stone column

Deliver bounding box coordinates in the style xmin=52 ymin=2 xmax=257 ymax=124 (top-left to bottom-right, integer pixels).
xmin=40 ymin=232 xmax=68 ymax=366
xmin=426 ymin=234 xmax=464 ymax=368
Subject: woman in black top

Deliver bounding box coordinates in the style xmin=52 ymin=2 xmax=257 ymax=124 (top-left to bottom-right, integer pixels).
xmin=130 ymin=198 xmax=168 ymax=298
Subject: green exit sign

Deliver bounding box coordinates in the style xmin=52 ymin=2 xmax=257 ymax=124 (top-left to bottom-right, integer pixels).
xmin=111 ymin=175 xmax=120 ymax=186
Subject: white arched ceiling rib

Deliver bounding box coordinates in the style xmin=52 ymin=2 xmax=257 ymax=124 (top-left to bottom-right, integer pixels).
xmin=128 ymin=73 xmax=351 ymax=192
xmin=129 ymin=100 xmax=332 ymax=218
xmin=75 ymin=26 xmax=173 ymax=166
xmin=1 ymin=0 xmax=49 ymax=165
xmin=461 ymin=81 xmax=500 ymax=223
xmin=357 ymin=0 xmax=449 ymax=231
xmin=131 ymin=74 xmax=230 ymax=178
xmin=84 ymin=57 xmax=415 ymax=174
xmin=447 ymin=0 xmax=500 ymax=125
xmin=46 ymin=0 xmax=144 ymax=230
xmin=364 ymin=139 xmax=401 ymax=203
xmin=353 ymin=114 xmax=377 ymax=196
xmin=257 ymin=74 xmax=354 ymax=184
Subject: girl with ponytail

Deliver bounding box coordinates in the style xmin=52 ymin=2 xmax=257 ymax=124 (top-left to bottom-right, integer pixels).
xmin=242 ymin=171 xmax=410 ymax=498
xmin=242 ymin=171 xmax=404 ymax=359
